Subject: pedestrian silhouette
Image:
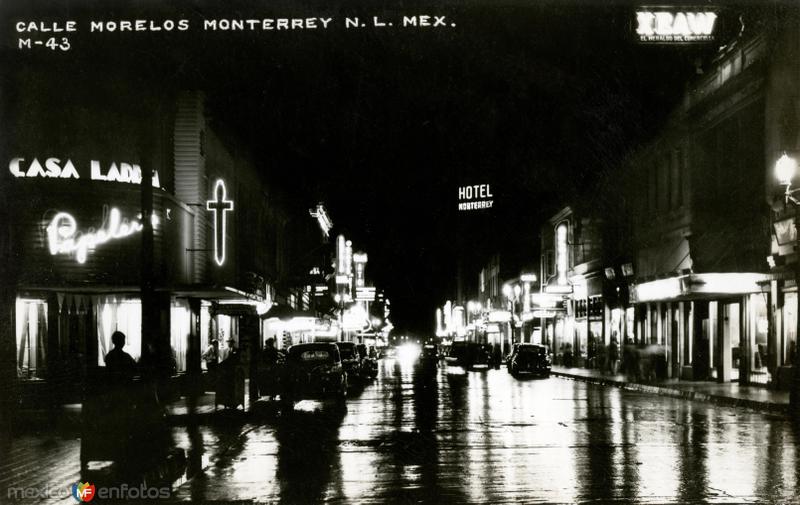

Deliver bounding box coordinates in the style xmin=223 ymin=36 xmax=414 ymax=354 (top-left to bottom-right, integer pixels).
xmin=104 ymin=331 xmax=136 ymax=383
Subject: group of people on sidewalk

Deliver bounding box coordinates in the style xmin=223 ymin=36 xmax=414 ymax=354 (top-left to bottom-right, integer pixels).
xmin=201 ymin=336 xmax=287 ymax=407
xmin=560 ymin=331 xmax=668 ymax=382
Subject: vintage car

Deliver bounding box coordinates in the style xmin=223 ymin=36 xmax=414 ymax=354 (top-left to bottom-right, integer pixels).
xmin=445 ymin=341 xmax=492 ymax=370
xmin=282 ymin=343 xmax=347 ymax=403
xmin=420 ymin=343 xmax=440 ymax=367
xmin=356 ymin=343 xmax=379 ymax=379
xmin=336 ymin=342 xmax=362 ymax=381
xmin=509 ymin=344 xmax=552 ymax=378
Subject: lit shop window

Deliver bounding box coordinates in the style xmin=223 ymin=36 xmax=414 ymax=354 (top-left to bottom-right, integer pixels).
xmin=784 ymin=293 xmax=797 ymax=366
xmin=16 ymin=298 xmax=48 ymax=379
xmin=96 ymin=297 xmax=141 ymax=365
xmin=170 ymin=299 xmax=190 ymax=372
xmin=217 ymin=314 xmax=238 ymax=360
xmin=201 ymin=303 xmax=211 ymax=368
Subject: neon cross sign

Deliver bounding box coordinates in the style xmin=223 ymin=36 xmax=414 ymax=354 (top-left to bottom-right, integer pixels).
xmin=206 ymin=179 xmax=234 ymax=266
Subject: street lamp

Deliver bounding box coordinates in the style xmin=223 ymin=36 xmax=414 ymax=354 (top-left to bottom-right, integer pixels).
xmin=774 ymin=152 xmax=800 ymax=416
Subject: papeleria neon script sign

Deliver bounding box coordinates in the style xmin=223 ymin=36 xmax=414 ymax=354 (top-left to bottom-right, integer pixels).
xmin=206 ymin=179 xmax=234 ymax=266
xmin=9 ymin=157 xmax=161 ymax=187
xmin=46 ymin=207 xmax=158 ymax=264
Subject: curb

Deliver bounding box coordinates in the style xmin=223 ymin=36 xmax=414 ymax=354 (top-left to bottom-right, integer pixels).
xmin=552 ymin=370 xmax=790 ymax=416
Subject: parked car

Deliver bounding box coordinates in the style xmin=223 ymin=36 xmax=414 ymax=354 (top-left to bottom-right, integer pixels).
xmin=446 ymin=341 xmax=491 ymax=370
xmin=356 ymin=343 xmax=379 ymax=379
xmin=336 ymin=342 xmax=362 ymax=381
xmin=282 ymin=343 xmax=347 ymax=403
xmin=509 ymin=344 xmax=552 ymax=378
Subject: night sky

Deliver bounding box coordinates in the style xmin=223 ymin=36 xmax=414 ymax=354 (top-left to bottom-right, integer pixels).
xmin=2 ymin=0 xmax=755 ymax=334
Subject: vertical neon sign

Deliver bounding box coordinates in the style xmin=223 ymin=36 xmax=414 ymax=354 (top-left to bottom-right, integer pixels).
xmin=206 ymin=179 xmax=234 ymax=266
xmin=556 ymin=223 xmax=568 ymax=285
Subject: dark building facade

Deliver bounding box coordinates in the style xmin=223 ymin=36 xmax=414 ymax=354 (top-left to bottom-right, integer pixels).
xmin=1 ymin=71 xmax=320 ymax=417
xmin=623 ymin=11 xmax=799 ymax=387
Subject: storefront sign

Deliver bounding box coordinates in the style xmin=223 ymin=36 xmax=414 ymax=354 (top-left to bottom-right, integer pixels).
xmin=206 ymin=179 xmax=234 ymax=266
xmin=9 ymin=157 xmax=161 ymax=187
xmin=773 ymin=218 xmax=797 ymax=246
xmin=488 ymin=310 xmax=511 ymax=323
xmin=457 ymin=183 xmax=494 ymax=211
xmin=635 ymin=10 xmax=717 ymax=43
xmin=355 ymin=286 xmax=376 ymax=301
xmin=46 ymin=206 xmax=156 ymax=264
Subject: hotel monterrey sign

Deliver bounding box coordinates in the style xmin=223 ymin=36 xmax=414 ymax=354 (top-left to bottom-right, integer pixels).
xmin=635 ymin=10 xmax=717 ymax=43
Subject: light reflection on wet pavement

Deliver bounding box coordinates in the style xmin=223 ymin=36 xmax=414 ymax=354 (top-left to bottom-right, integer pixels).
xmin=172 ymin=357 xmax=800 ymax=503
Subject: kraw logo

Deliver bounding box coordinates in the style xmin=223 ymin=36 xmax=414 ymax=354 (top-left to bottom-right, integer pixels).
xmin=635 ymin=10 xmax=717 ymax=43
xmin=71 ymin=482 xmax=96 ymax=502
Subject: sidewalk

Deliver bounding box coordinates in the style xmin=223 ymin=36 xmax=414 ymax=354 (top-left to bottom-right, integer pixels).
xmin=552 ymin=366 xmax=790 ymax=415
xmin=13 ymin=383 xmax=262 ymax=433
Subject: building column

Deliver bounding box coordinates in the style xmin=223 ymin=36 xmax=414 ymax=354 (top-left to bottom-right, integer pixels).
xmin=709 ymin=301 xmax=719 ymax=381
xmin=716 ymin=301 xmax=731 ymax=383
xmin=0 ymin=288 xmax=16 ymax=430
xmin=665 ymin=302 xmax=673 ymax=379
xmin=769 ymin=281 xmax=781 ymax=382
xmin=680 ymin=302 xmax=687 ymax=376
xmin=740 ymin=296 xmax=750 ymax=385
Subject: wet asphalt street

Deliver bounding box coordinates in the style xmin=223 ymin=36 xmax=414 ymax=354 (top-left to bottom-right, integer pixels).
xmin=169 ymin=355 xmax=800 ymax=504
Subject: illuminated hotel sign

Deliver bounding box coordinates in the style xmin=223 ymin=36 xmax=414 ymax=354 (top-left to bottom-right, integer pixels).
xmin=206 ymin=179 xmax=233 ymax=266
xmin=9 ymin=157 xmax=161 ymax=187
xmin=635 ymin=10 xmax=717 ymax=43
xmin=47 ymin=207 xmax=157 ymax=264
xmin=457 ymin=183 xmax=494 ymax=211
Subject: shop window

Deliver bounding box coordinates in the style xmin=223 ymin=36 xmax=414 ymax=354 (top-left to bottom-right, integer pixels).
xmin=16 ymin=298 xmax=48 ymax=379
xmin=783 ymin=293 xmax=797 ymax=366
xmin=201 ymin=303 xmax=212 ymax=368
xmin=625 ymin=307 xmax=635 ymax=344
xmin=96 ymin=296 xmax=141 ymax=366
xmin=170 ymin=299 xmax=190 ymax=372
xmin=217 ymin=314 xmax=239 ymax=360
xmin=750 ymin=294 xmax=769 ymax=384
xmin=724 ymin=302 xmax=740 ymax=382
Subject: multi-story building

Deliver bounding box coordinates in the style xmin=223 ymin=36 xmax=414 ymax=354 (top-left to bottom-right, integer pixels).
xmin=1 ymin=71 xmax=322 ymax=418
xmin=623 ymin=11 xmax=799 ymax=387
xmin=540 ymin=206 xmax=617 ymax=367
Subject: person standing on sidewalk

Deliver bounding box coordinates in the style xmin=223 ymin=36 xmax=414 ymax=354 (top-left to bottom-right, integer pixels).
xmin=609 ymin=333 xmax=620 ymax=375
xmin=105 ymin=331 xmax=136 ymax=383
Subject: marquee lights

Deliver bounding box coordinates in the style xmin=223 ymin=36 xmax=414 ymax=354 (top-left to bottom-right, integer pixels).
xmin=46 ymin=207 xmax=157 ymax=264
xmin=206 ymin=179 xmax=234 ymax=266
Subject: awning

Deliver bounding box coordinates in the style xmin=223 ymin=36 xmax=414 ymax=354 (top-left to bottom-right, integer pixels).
xmin=260 ymin=303 xmax=316 ymax=321
xmin=631 ymin=273 xmax=771 ymax=303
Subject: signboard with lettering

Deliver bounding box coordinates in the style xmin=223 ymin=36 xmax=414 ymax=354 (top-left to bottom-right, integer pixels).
xmin=9 ymin=157 xmax=162 ymax=187
xmin=9 ymin=180 xmax=192 ymax=287
xmin=457 ymin=183 xmax=494 ymax=211
xmin=634 ymin=10 xmax=717 ymax=43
